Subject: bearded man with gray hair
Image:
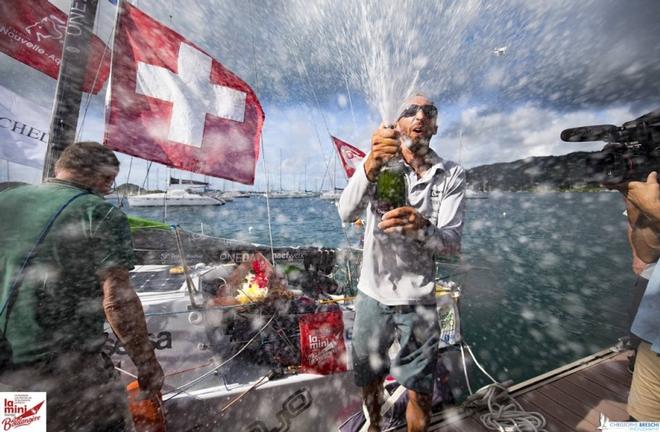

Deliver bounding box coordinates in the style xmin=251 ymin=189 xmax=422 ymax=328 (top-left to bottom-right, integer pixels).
xmin=339 ymin=95 xmax=465 ymax=432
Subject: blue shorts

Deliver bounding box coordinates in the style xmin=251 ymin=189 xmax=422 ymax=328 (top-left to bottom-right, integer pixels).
xmin=351 ymin=292 xmax=439 ymax=395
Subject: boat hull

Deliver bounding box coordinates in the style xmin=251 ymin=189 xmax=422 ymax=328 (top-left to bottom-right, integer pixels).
xmin=164 ymin=372 xmax=362 ymax=432
xmin=128 ymin=196 xmax=224 ymax=206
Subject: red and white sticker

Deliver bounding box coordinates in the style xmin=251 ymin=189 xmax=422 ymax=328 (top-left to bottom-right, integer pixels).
xmin=0 ymin=393 xmax=46 ymax=432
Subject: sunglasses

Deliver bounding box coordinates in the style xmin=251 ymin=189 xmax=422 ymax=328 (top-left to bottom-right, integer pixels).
xmin=398 ymin=104 xmax=438 ymax=120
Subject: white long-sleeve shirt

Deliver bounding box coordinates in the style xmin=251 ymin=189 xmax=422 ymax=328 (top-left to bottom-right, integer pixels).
xmin=338 ymin=150 xmax=465 ymax=305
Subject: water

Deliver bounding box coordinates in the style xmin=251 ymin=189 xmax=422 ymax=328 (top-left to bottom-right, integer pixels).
xmin=125 ymin=192 xmax=634 ymax=387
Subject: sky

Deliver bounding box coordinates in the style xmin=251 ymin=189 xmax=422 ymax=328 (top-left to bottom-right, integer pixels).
xmin=2 ymin=0 xmax=660 ymax=190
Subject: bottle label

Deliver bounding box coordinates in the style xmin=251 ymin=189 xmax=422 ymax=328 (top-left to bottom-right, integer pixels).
xmin=375 ymin=169 xmax=406 ymax=215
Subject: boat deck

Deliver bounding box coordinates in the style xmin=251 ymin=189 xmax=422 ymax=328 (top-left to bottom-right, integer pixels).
xmin=429 ymin=347 xmax=632 ymax=432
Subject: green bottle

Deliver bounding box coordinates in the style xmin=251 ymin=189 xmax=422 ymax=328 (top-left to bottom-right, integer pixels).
xmin=375 ymin=156 xmax=407 ymax=215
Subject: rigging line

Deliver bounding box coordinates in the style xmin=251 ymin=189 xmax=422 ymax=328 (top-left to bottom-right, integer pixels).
xmin=220 ymin=370 xmax=273 ymax=414
xmin=464 ymin=343 xmax=498 ymax=384
xmin=289 ymin=59 xmax=332 ymax=193
xmin=294 ymin=41 xmax=332 ymax=137
xmin=163 ymin=313 xmax=277 ymax=403
xmin=115 ymin=366 xmax=203 ymax=402
xmin=336 ymin=47 xmax=358 ymax=132
xmin=282 ymin=40 xmax=333 ymax=193
xmin=283 ymin=38 xmax=360 ymax=274
xmin=122 ymin=156 xmax=133 ymax=200
xmin=141 ymin=161 xmax=153 ymax=190
xmin=247 ymin=0 xmax=275 ymax=263
xmin=294 ymin=56 xmax=340 ymax=190
xmin=77 ymin=2 xmax=114 ymax=142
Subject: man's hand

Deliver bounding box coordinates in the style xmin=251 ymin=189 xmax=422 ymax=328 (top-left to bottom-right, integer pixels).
xmin=364 ymin=125 xmax=400 ymax=181
xmin=137 ymin=356 xmax=164 ymax=397
xmin=377 ymin=207 xmax=429 ymax=238
xmin=624 ymin=171 xmax=660 ymax=224
xmin=632 ymin=254 xmax=647 ymax=275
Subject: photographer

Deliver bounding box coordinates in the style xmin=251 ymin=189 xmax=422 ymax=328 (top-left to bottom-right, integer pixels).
xmin=616 ymin=171 xmax=659 ymax=422
xmin=562 ymin=110 xmax=659 ymax=421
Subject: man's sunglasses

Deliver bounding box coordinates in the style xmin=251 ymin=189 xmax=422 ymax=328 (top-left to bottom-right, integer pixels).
xmin=398 ymin=104 xmax=438 ymax=120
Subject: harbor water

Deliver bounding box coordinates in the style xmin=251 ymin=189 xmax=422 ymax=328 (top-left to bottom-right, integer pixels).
xmin=125 ymin=191 xmax=634 ymax=388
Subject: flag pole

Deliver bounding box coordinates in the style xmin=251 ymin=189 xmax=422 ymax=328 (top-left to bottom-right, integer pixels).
xmin=42 ymin=0 xmax=100 ymax=181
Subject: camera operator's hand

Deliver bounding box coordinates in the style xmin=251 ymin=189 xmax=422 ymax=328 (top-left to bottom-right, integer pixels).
xmin=625 ymin=172 xmax=660 ymax=224
xmin=632 ymin=254 xmax=647 ymax=275
xmin=364 ymin=124 xmax=400 ymax=182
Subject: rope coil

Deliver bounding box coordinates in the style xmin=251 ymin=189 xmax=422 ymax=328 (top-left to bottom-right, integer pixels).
xmin=464 ymin=383 xmax=548 ymax=432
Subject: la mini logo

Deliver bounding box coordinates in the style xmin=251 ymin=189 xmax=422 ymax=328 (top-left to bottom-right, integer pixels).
xmin=0 ymin=393 xmax=46 ymax=432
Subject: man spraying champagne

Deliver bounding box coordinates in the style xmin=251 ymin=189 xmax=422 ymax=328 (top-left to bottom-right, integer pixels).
xmin=338 ymin=94 xmax=466 ymax=432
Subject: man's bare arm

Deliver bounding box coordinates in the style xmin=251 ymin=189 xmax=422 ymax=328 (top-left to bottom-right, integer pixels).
xmin=101 ymin=266 xmax=164 ymax=395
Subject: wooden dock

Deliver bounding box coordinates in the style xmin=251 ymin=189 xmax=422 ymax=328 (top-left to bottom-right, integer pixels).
xmin=425 ymin=347 xmax=632 ymax=432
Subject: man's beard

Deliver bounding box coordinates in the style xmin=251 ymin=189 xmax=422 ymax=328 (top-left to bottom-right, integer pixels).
xmin=405 ymin=135 xmax=431 ymax=154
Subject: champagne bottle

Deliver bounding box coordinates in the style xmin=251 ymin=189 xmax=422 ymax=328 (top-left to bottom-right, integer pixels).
xmin=375 ymin=129 xmax=407 ymax=215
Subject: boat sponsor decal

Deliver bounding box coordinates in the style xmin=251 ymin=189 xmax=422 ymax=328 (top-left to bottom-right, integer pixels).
xmin=104 ymin=331 xmax=172 ymax=355
xmin=0 ymin=0 xmax=110 ymax=94
xmin=0 ymin=392 xmax=46 ymax=432
xmin=155 ymin=249 xmax=323 ymax=266
xmin=0 ymin=86 xmax=50 ymax=169
xmin=243 ymin=388 xmax=312 ymax=432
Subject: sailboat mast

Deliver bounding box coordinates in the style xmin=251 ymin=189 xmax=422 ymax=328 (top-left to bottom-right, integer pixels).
xmin=332 ymin=151 xmax=336 ymax=191
xmin=42 ymin=0 xmax=101 ymax=181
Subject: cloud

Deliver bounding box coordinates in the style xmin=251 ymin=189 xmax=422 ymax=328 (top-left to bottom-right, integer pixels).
xmin=438 ymin=104 xmax=637 ymax=167
xmin=2 ymin=0 xmax=659 ymax=187
xmin=123 ymin=0 xmax=660 ymax=113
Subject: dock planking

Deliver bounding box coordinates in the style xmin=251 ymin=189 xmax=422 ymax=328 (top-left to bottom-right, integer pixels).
xmin=428 ymin=348 xmax=633 ymax=432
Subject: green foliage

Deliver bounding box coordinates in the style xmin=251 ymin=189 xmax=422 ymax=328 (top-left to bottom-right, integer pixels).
xmin=127 ymin=215 xmax=170 ymax=233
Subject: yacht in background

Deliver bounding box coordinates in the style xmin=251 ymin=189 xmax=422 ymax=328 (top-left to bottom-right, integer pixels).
xmin=128 ymin=189 xmax=225 ymax=207
xmin=319 ymin=190 xmax=342 ymax=201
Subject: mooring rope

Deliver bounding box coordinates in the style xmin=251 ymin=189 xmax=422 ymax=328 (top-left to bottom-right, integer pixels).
xmin=465 ymin=383 xmax=548 ymax=432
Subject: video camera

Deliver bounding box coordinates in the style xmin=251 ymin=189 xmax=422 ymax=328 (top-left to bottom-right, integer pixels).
xmin=560 ymin=108 xmax=660 ymax=184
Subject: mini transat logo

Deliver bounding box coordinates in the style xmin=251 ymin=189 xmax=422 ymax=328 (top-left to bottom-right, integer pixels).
xmin=1 ymin=393 xmax=46 ymax=431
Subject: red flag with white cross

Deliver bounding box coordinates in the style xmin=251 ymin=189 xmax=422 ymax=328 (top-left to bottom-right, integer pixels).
xmin=331 ymin=135 xmax=365 ymax=179
xmin=105 ymin=2 xmax=264 ymax=184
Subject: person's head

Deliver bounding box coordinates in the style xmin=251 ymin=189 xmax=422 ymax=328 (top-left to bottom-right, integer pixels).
xmin=54 ymin=141 xmax=119 ymax=195
xmin=395 ymin=94 xmax=438 ymax=151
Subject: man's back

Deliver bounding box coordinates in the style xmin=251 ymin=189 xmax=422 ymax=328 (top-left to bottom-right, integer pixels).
xmin=0 ymin=181 xmax=135 ymax=364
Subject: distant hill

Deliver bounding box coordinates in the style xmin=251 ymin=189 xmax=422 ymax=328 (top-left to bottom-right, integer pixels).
xmin=466 ymin=151 xmax=604 ymax=192
xmin=113 ymin=183 xmax=163 ymax=195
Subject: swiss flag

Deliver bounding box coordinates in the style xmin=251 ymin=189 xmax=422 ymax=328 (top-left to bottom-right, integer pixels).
xmin=0 ymin=0 xmax=110 ymax=94
xmin=105 ymin=2 xmax=264 ymax=185
xmin=331 ymin=136 xmax=365 ymax=179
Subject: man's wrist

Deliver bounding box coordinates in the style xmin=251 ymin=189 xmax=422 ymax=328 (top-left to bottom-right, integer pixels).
xmin=363 ymin=159 xmax=377 ymax=182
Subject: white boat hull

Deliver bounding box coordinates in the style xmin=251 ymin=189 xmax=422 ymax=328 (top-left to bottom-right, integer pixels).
xmin=106 ymin=263 xmax=362 ymax=431
xmin=128 ymin=191 xmax=224 ymax=206
xmin=165 ymin=371 xmax=362 ymax=432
